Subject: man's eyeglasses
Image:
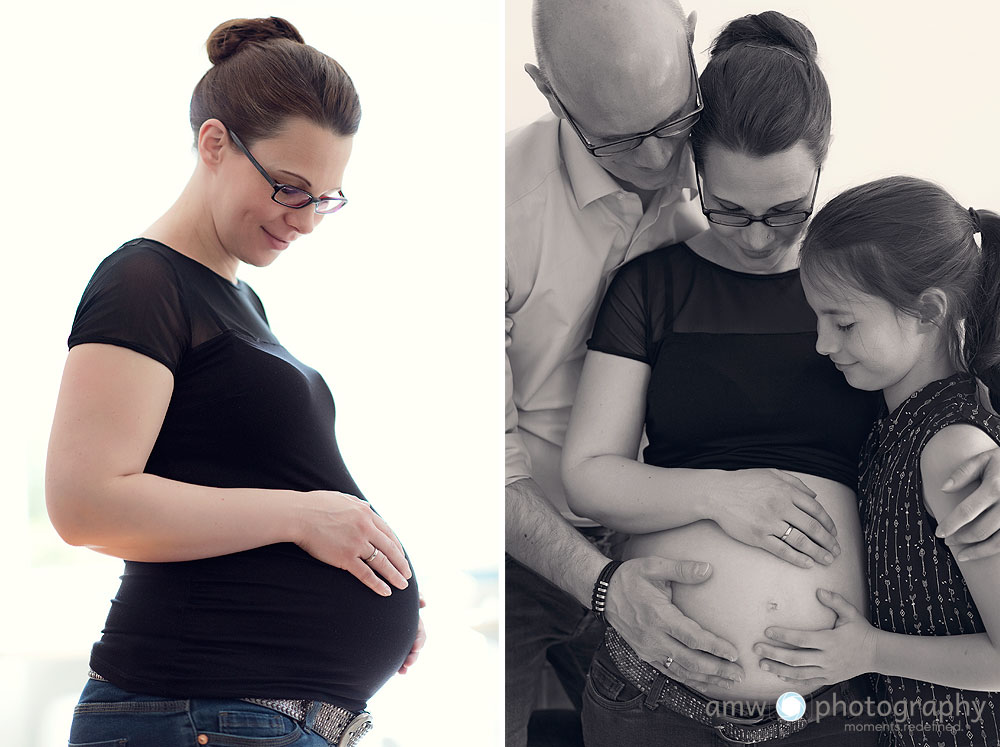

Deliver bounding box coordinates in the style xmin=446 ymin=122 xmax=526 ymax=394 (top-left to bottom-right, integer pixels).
xmin=698 ymin=167 xmax=822 ymax=227
xmin=227 ymin=128 xmax=348 ymax=215
xmin=551 ymin=44 xmax=704 ymax=157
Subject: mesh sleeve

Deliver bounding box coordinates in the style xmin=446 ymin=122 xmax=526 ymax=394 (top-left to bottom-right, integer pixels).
xmin=587 ymin=256 xmax=651 ymax=364
xmin=67 ymin=246 xmax=191 ymax=372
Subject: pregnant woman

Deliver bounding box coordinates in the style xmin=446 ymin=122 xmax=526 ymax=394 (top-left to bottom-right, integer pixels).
xmin=47 ymin=17 xmax=421 ymax=747
xmin=563 ymin=11 xmax=928 ymax=745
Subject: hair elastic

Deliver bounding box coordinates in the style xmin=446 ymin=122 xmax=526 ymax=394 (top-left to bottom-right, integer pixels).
xmin=969 ymin=207 xmax=982 ymax=234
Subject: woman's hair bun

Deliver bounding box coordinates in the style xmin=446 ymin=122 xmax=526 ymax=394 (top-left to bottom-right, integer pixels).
xmin=712 ymin=10 xmax=818 ymax=63
xmin=206 ymin=16 xmax=305 ymax=65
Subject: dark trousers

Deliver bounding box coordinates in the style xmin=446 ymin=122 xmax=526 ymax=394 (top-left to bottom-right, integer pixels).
xmin=505 ymin=553 xmax=605 ymax=747
xmin=583 ymin=639 xmax=881 ymax=746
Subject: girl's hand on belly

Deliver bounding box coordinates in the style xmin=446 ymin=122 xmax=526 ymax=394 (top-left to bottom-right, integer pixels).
xmin=711 ymin=469 xmax=843 ymax=568
xmin=752 ymin=588 xmax=878 ymax=689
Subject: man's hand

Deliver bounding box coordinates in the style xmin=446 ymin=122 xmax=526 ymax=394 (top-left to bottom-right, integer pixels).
xmin=604 ymin=556 xmax=744 ymax=690
xmin=936 ymin=448 xmax=1000 ymax=561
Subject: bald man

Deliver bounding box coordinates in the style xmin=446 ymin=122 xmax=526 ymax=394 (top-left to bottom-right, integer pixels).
xmin=505 ymin=1 xmax=744 ymax=744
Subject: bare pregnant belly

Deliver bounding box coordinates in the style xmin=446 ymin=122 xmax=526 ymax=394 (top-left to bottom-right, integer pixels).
xmin=625 ymin=472 xmax=868 ymax=703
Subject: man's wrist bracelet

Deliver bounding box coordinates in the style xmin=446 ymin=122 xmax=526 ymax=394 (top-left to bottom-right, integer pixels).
xmin=591 ymin=559 xmax=624 ymax=624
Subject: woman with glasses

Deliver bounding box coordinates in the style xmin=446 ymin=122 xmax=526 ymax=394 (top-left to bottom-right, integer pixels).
xmin=47 ymin=17 xmax=421 ymax=746
xmin=561 ymin=11 xmax=891 ymax=745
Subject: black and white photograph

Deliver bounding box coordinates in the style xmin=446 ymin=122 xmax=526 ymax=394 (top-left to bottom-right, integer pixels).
xmin=2 ymin=3 xmax=501 ymax=746
xmin=506 ymin=1 xmax=1000 ymax=746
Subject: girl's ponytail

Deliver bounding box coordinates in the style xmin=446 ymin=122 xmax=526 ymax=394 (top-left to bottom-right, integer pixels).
xmin=968 ymin=209 xmax=1000 ymax=411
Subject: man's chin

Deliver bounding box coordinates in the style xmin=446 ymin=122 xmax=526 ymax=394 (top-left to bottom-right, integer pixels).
xmin=608 ymin=159 xmax=683 ymax=194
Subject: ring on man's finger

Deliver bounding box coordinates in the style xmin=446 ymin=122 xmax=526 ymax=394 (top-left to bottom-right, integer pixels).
xmin=363 ymin=547 xmax=379 ymax=563
xmin=779 ymin=525 xmax=794 ymax=543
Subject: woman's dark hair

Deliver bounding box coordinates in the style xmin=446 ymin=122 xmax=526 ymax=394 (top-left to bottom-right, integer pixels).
xmin=800 ymin=176 xmax=1000 ymax=399
xmin=691 ymin=11 xmax=831 ymax=166
xmin=189 ymin=17 xmax=361 ymax=146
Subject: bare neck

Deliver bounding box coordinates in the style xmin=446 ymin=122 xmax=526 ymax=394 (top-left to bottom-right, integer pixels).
xmin=143 ymin=173 xmax=239 ymax=285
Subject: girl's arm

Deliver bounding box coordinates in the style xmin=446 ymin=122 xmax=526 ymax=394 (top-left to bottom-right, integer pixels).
xmin=756 ymin=423 xmax=1000 ymax=691
xmin=561 ymin=350 xmax=840 ymax=567
xmin=46 ymin=343 xmax=411 ymax=596
xmin=886 ymin=423 xmax=1000 ymax=690
xmin=934 ymin=447 xmax=1000 ymax=560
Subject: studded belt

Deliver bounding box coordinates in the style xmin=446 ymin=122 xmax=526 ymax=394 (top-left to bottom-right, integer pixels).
xmin=88 ymin=670 xmax=372 ymax=746
xmin=604 ymin=628 xmax=829 ymax=744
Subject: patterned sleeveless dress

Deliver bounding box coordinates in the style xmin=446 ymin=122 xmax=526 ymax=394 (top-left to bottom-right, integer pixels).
xmin=859 ymin=373 xmax=1000 ymax=746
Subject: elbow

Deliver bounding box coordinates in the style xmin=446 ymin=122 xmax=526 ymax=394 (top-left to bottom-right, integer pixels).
xmin=44 ymin=470 xmax=100 ymax=548
xmin=45 ymin=486 xmax=87 ymax=547
xmin=561 ymin=458 xmax=600 ymax=521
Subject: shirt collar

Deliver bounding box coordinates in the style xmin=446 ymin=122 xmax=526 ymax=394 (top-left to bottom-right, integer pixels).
xmin=559 ymin=117 xmax=698 ymax=211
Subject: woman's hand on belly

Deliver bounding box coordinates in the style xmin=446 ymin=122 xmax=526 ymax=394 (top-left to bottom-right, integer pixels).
xmin=752 ymin=588 xmax=878 ymax=691
xmin=626 ymin=474 xmax=869 ymax=701
xmin=293 ymin=490 xmax=413 ymax=596
xmin=708 ymin=469 xmax=842 ymax=569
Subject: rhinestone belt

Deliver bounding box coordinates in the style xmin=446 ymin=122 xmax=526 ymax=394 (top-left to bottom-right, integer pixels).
xmin=241 ymin=697 xmax=372 ymax=747
xmin=88 ymin=670 xmax=372 ymax=746
xmin=604 ymin=628 xmax=814 ymax=744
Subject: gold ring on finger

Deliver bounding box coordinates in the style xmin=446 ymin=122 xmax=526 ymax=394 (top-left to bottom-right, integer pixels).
xmin=364 ymin=547 xmax=379 ymax=563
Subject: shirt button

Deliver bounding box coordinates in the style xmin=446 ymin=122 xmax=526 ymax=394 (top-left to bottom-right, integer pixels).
xmin=197 ymin=735 xmax=209 ymax=745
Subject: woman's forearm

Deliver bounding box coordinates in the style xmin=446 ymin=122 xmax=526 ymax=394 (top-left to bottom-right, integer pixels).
xmin=48 ymin=472 xmax=309 ymax=562
xmin=874 ymin=629 xmax=1000 ymax=692
xmin=563 ymin=456 xmax=726 ymax=533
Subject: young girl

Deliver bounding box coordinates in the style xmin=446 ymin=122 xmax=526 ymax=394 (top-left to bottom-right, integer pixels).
xmin=753 ymin=175 xmax=1000 ymax=746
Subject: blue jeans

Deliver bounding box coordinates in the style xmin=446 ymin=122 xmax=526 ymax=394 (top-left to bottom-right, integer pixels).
xmin=69 ymin=679 xmax=332 ymax=746
xmin=582 ymin=641 xmax=881 ymax=746
xmin=504 ymin=553 xmax=605 ymax=747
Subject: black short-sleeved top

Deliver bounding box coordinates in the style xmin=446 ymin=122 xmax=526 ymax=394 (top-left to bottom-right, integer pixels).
xmin=860 ymin=374 xmax=1000 ymax=746
xmin=588 ymin=243 xmax=880 ymax=486
xmin=67 ymin=239 xmax=419 ymax=711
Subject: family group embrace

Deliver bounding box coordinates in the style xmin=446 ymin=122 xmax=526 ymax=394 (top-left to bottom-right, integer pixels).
xmin=505 ymin=1 xmax=1000 ymax=745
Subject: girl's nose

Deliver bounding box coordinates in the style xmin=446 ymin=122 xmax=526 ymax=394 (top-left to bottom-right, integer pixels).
xmin=815 ymin=322 xmax=839 ymax=356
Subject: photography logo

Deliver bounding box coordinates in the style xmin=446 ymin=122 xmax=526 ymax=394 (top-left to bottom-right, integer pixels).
xmin=776 ymin=691 xmax=807 ymax=722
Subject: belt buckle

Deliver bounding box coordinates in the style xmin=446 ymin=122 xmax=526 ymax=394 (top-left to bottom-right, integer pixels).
xmin=337 ymin=711 xmax=373 ymax=747
xmin=714 ymin=721 xmax=777 ymax=745
xmin=714 ymin=717 xmax=806 ymax=745
xmin=714 ymin=722 xmax=764 ymax=744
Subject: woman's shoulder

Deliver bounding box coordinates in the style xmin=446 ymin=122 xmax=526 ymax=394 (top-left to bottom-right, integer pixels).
xmin=615 ymin=242 xmax=696 ymax=285
xmin=626 ymin=242 xmax=694 ymax=268
xmin=83 ymin=239 xmax=185 ymax=298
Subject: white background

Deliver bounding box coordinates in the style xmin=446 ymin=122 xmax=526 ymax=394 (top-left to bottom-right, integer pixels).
xmin=0 ymin=2 xmax=502 ymax=746
xmin=507 ymin=0 xmax=1000 ymax=211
